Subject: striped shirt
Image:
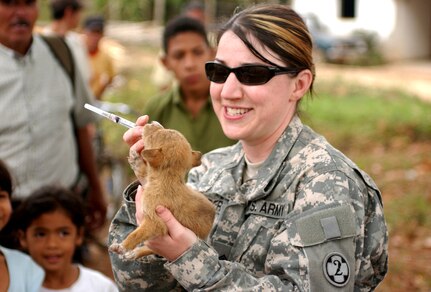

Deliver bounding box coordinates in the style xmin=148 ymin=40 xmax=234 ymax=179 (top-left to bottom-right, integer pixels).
xmin=0 ymin=35 xmax=95 ymax=198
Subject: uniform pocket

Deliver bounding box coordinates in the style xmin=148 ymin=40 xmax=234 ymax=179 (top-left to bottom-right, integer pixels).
xmin=291 ymin=204 xmax=357 ymax=291
xmin=230 ymin=216 xmax=282 ymax=275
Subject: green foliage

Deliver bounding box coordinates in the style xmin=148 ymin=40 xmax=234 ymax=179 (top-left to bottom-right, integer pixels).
xmin=301 ymin=81 xmax=431 ymax=151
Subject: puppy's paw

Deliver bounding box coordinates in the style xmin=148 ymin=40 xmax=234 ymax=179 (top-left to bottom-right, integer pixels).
xmin=128 ymin=149 xmax=142 ymax=170
xmin=123 ymin=250 xmax=138 ymax=260
xmin=109 ymin=243 xmax=126 ymax=255
xmin=128 ymin=149 xmax=147 ymax=180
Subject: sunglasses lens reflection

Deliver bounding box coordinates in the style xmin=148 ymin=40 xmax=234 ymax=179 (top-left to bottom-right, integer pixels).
xmin=205 ymin=63 xmax=271 ymax=85
xmin=206 ymin=63 xmax=229 ymax=83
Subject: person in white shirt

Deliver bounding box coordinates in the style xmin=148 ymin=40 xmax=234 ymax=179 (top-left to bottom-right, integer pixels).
xmin=43 ymin=0 xmax=92 ymax=84
xmin=0 ymin=0 xmax=106 ymax=230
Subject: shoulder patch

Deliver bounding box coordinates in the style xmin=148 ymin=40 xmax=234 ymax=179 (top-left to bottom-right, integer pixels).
xmin=323 ymin=252 xmax=350 ymax=287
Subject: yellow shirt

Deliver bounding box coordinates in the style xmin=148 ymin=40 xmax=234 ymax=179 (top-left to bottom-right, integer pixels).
xmin=89 ymin=47 xmax=115 ymax=99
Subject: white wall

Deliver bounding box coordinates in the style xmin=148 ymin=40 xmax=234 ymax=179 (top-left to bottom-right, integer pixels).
xmin=292 ymin=0 xmax=431 ymax=60
xmin=292 ymin=0 xmax=396 ymax=37
xmin=384 ymin=0 xmax=431 ymax=60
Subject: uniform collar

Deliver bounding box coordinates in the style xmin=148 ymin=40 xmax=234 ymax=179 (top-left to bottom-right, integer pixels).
xmin=199 ymin=116 xmax=304 ymax=202
xmin=244 ymin=115 xmax=304 ymax=201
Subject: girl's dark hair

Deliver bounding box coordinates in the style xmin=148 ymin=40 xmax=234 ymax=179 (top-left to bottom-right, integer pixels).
xmin=217 ymin=4 xmax=315 ymax=95
xmin=163 ymin=16 xmax=209 ymax=54
xmin=0 ymin=160 xmax=13 ymax=196
xmin=16 ymin=185 xmax=86 ymax=231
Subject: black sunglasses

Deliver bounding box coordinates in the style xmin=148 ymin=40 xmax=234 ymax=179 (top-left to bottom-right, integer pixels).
xmin=205 ymin=62 xmax=300 ymax=85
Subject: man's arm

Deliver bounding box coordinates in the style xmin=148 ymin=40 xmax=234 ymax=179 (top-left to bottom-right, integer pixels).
xmin=77 ymin=124 xmax=107 ymax=230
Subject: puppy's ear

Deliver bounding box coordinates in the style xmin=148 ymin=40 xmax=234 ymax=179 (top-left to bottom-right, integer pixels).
xmin=142 ymin=148 xmax=163 ymax=168
xmin=191 ymin=151 xmax=202 ymax=167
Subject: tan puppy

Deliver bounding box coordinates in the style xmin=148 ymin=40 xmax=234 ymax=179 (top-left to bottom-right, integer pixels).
xmin=110 ymin=123 xmax=215 ymax=259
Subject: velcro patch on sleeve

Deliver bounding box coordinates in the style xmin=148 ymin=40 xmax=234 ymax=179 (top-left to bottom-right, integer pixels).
xmin=295 ymin=205 xmax=356 ymax=246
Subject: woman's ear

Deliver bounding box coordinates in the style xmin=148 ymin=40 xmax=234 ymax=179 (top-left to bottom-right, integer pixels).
xmin=290 ymin=69 xmax=313 ymax=102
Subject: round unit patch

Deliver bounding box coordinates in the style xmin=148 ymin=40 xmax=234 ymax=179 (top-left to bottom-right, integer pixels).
xmin=323 ymin=252 xmax=350 ymax=287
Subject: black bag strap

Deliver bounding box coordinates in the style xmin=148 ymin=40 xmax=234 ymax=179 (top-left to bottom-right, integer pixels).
xmin=41 ymin=34 xmax=76 ymax=90
xmin=41 ymin=34 xmax=83 ymax=189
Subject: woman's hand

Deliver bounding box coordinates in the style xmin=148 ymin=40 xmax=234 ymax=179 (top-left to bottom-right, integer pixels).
xmin=135 ymin=186 xmax=198 ymax=261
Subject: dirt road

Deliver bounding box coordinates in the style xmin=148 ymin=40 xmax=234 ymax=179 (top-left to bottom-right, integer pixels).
xmin=317 ymin=61 xmax=431 ymax=103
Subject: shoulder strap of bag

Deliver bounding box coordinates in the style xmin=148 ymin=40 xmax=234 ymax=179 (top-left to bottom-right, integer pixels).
xmin=41 ymin=35 xmax=76 ymax=90
xmin=41 ymin=34 xmax=84 ymax=190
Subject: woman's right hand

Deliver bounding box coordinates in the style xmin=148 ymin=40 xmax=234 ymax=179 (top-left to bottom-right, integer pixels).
xmin=123 ymin=115 xmax=150 ymax=154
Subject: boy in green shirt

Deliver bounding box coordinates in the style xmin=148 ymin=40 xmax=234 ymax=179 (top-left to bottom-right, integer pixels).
xmin=144 ymin=16 xmax=235 ymax=154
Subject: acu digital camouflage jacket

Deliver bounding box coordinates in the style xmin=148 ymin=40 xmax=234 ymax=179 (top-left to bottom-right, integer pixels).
xmin=108 ymin=115 xmax=388 ymax=291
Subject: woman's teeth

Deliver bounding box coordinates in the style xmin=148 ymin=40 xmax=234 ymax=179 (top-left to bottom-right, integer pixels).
xmin=226 ymin=107 xmax=250 ymax=116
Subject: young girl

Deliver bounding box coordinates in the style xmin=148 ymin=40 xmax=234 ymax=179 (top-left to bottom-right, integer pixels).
xmin=17 ymin=185 xmax=118 ymax=292
xmin=0 ymin=159 xmax=44 ymax=292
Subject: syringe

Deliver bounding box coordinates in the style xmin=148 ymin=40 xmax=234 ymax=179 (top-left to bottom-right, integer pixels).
xmin=84 ymin=103 xmax=136 ymax=128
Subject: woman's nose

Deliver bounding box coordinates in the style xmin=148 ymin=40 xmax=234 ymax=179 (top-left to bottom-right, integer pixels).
xmin=220 ymin=72 xmax=243 ymax=99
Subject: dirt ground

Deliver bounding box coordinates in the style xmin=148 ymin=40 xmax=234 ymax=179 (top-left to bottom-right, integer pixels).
xmin=316 ymin=61 xmax=431 ymax=103
xmin=85 ymin=23 xmax=431 ymax=290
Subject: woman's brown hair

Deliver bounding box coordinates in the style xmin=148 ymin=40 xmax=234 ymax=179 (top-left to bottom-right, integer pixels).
xmin=217 ymin=4 xmax=315 ymax=94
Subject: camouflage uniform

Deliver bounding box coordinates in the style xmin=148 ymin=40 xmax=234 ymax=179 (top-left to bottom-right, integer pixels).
xmin=108 ymin=115 xmax=388 ymax=291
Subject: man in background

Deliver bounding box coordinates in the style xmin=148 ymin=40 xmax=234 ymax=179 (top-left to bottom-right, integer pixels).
xmin=0 ymin=0 xmax=106 ymax=230
xmin=83 ymin=15 xmax=116 ymax=100
xmin=151 ymin=1 xmax=207 ymax=91
xmin=44 ymin=0 xmax=91 ymax=84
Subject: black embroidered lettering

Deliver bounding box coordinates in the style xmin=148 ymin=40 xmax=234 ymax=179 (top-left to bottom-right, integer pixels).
xmin=260 ymin=202 xmax=267 ymax=213
xmin=274 ymin=204 xmax=284 ymax=217
xmin=267 ymin=203 xmax=276 ymax=215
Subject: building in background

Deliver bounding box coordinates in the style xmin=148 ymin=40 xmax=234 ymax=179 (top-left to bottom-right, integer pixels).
xmin=291 ymin=0 xmax=431 ymax=62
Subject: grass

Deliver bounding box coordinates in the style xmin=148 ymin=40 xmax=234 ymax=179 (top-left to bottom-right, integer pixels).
xmin=101 ymin=46 xmax=431 ymax=291
xmin=302 ymin=81 xmax=431 ymax=150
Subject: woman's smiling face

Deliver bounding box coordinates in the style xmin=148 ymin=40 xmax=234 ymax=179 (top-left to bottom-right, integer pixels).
xmin=210 ymin=31 xmax=302 ymax=147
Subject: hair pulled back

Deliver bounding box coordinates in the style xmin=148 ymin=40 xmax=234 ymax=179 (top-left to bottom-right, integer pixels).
xmin=217 ymin=4 xmax=315 ymax=93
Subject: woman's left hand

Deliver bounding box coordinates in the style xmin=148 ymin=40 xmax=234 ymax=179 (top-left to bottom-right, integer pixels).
xmin=135 ymin=187 xmax=198 ymax=261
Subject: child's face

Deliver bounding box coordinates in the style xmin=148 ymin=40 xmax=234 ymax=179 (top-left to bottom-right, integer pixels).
xmin=163 ymin=31 xmax=213 ymax=93
xmin=0 ymin=190 xmax=12 ymax=231
xmin=19 ymin=209 xmax=83 ymax=273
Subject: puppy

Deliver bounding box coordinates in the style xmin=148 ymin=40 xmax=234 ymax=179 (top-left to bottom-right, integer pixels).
xmin=110 ymin=123 xmax=215 ymax=259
